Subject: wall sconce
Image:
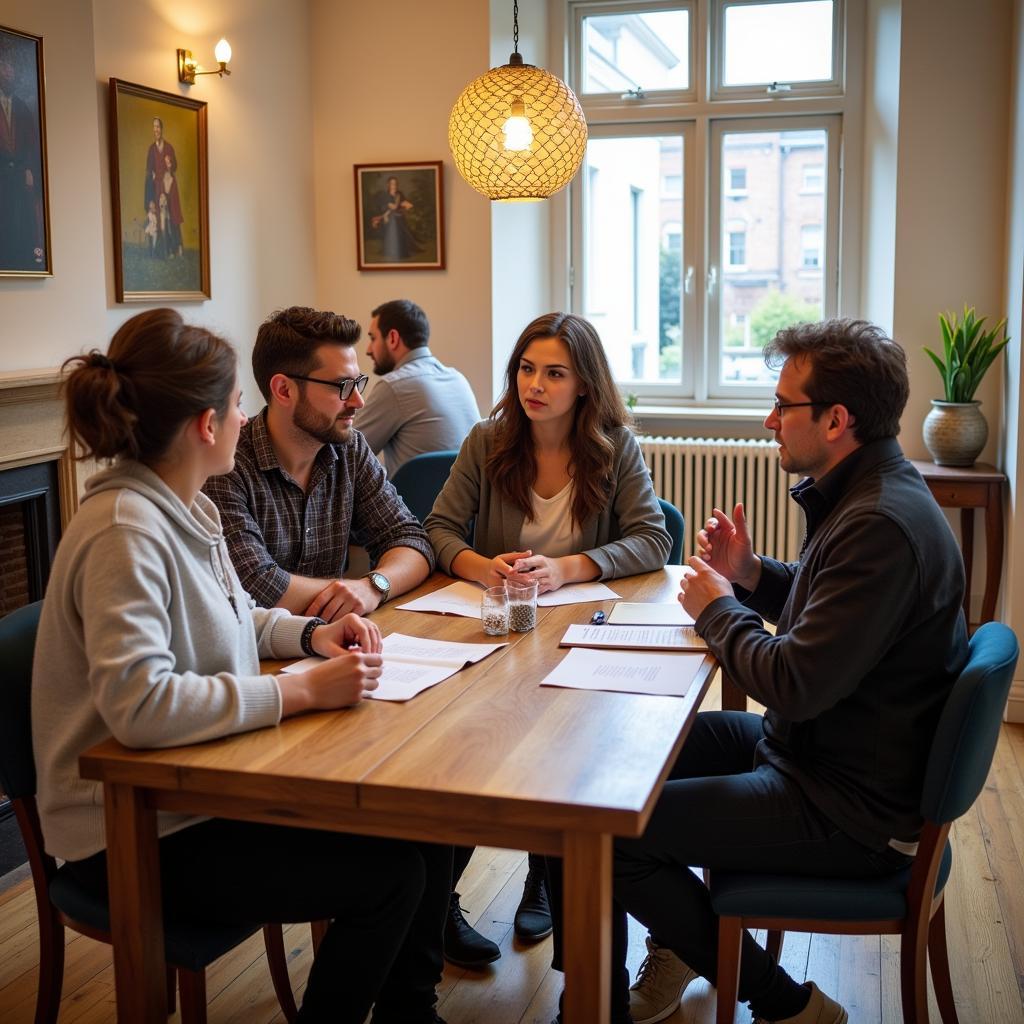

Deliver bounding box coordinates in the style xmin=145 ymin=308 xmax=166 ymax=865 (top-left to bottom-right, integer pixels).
xmin=177 ymin=38 xmax=232 ymax=85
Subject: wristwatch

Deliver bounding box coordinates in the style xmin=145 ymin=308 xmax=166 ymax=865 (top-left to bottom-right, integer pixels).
xmin=363 ymin=571 xmax=391 ymax=604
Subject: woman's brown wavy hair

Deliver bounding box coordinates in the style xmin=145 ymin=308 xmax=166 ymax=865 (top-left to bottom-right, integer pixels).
xmin=485 ymin=312 xmax=631 ymax=529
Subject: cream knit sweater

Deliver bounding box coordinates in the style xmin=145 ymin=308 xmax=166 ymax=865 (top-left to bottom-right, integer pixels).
xmin=32 ymin=461 xmax=312 ymax=862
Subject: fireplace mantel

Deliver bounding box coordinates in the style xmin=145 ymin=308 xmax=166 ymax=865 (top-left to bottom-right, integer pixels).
xmin=0 ymin=368 xmax=78 ymax=529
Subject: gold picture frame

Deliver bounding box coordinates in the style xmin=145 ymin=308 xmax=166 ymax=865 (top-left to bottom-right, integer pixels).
xmin=109 ymin=78 xmax=210 ymax=302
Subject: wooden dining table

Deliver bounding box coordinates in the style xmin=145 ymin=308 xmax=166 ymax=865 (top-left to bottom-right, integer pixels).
xmin=78 ymin=566 xmax=716 ymax=1023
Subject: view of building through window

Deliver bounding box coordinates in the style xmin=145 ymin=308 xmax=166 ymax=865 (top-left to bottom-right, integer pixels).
xmin=719 ymin=128 xmax=826 ymax=386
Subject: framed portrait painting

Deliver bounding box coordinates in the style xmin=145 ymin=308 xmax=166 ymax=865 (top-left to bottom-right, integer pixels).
xmin=109 ymin=79 xmax=209 ymax=301
xmin=0 ymin=25 xmax=52 ymax=277
xmin=355 ymin=161 xmax=445 ymax=271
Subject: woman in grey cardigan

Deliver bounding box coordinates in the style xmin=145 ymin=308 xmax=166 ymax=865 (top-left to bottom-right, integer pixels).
xmin=425 ymin=313 xmax=672 ymax=957
xmin=425 ymin=312 xmax=671 ymax=592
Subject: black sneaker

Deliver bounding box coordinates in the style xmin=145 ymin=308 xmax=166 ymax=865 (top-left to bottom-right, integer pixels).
xmin=444 ymin=891 xmax=500 ymax=967
xmin=514 ymin=858 xmax=553 ymax=941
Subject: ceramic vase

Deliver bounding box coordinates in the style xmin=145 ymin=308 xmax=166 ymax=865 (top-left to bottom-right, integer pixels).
xmin=922 ymin=400 xmax=987 ymax=466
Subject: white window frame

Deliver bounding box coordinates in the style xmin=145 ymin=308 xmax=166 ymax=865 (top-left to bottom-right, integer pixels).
xmin=572 ymin=119 xmax=698 ymax=396
xmin=560 ymin=0 xmax=862 ymax=408
xmin=572 ymin=0 xmax=697 ymax=108
xmin=710 ymin=0 xmax=845 ymax=101
xmin=726 ymin=165 xmax=748 ymax=196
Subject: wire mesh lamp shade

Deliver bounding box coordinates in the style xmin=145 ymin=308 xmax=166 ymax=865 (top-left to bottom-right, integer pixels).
xmin=448 ymin=60 xmax=588 ymax=201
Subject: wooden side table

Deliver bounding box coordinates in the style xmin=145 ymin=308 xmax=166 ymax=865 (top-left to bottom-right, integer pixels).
xmin=910 ymin=460 xmax=1007 ymax=628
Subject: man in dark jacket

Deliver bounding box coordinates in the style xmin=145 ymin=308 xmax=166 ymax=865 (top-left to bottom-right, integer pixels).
xmin=614 ymin=320 xmax=968 ymax=1024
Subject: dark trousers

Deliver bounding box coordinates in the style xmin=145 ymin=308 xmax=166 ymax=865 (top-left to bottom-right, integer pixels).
xmin=547 ymin=711 xmax=912 ymax=1021
xmin=66 ymin=818 xmax=451 ymax=1024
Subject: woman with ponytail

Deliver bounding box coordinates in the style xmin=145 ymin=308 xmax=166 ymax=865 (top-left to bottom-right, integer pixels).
xmin=33 ymin=309 xmax=447 ymax=1024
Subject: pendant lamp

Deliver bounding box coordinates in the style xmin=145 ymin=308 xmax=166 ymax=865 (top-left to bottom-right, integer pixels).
xmin=448 ymin=0 xmax=588 ymax=201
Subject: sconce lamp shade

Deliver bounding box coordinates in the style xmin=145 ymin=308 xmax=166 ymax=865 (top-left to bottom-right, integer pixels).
xmin=448 ymin=59 xmax=588 ymax=201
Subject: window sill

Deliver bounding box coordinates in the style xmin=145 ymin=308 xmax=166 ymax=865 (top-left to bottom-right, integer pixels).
xmin=629 ymin=404 xmax=770 ymax=439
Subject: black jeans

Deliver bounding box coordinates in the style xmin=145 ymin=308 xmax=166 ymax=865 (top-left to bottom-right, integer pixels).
xmin=547 ymin=711 xmax=912 ymax=1021
xmin=65 ymin=818 xmax=451 ymax=1024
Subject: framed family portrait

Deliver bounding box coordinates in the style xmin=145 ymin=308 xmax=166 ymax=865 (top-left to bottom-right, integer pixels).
xmin=108 ymin=79 xmax=210 ymax=302
xmin=354 ymin=161 xmax=445 ymax=271
xmin=0 ymin=25 xmax=52 ymax=277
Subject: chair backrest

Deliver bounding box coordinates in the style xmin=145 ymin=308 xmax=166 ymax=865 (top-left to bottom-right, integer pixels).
xmin=390 ymin=450 xmax=459 ymax=523
xmin=921 ymin=621 xmax=1019 ymax=825
xmin=658 ymin=498 xmax=686 ymax=565
xmin=0 ymin=601 xmax=43 ymax=800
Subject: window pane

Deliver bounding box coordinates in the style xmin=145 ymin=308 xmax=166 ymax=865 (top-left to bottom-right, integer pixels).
xmin=719 ymin=128 xmax=826 ymax=387
xmin=583 ymin=135 xmax=684 ymax=385
xmin=582 ymin=10 xmax=690 ymax=93
xmin=723 ymin=2 xmax=833 ymax=87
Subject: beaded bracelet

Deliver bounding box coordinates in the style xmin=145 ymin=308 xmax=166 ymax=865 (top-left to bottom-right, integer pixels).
xmin=300 ymin=617 xmax=327 ymax=657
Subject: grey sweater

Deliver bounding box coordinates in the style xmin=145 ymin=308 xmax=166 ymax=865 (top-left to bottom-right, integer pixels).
xmin=32 ymin=461 xmax=314 ymax=862
xmin=425 ymin=421 xmax=671 ymax=579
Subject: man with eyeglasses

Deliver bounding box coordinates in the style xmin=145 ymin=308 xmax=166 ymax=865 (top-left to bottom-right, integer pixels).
xmin=602 ymin=320 xmax=968 ymax=1024
xmin=358 ymin=299 xmax=480 ymax=477
xmin=205 ymin=306 xmax=434 ymax=623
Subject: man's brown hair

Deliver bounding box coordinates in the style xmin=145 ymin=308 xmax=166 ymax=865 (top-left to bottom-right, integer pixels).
xmin=252 ymin=306 xmax=361 ymax=401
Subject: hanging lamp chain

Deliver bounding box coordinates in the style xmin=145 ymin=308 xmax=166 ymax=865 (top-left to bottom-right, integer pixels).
xmin=513 ymin=0 xmax=520 ymax=55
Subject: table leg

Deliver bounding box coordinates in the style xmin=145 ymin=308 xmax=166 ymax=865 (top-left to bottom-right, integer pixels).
xmin=562 ymin=832 xmax=611 ymax=1024
xmin=959 ymin=508 xmax=975 ymax=625
xmin=104 ymin=782 xmax=167 ymax=1022
xmin=720 ymin=671 xmax=745 ymax=712
xmin=981 ymin=483 xmax=1004 ymax=624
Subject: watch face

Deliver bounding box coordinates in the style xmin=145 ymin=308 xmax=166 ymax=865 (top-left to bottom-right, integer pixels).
xmin=369 ymin=572 xmax=390 ymax=594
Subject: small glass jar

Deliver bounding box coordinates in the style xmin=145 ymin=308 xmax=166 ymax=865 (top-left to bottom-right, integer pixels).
xmin=481 ymin=586 xmax=510 ymax=636
xmin=506 ymin=579 xmax=538 ymax=633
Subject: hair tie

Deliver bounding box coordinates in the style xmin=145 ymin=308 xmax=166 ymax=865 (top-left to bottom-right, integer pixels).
xmin=92 ymin=352 xmax=116 ymax=371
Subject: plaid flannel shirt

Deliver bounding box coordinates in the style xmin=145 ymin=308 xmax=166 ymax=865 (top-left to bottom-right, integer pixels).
xmin=203 ymin=410 xmax=434 ymax=607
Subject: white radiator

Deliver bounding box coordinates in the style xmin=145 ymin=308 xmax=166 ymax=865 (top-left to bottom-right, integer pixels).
xmin=639 ymin=436 xmax=803 ymax=562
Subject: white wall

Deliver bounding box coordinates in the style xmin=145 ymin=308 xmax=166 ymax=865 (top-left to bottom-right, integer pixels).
xmin=309 ymin=0 xmax=494 ymax=410
xmin=892 ymin=0 xmax=1012 ymax=465
xmin=0 ymin=0 xmax=318 ymax=411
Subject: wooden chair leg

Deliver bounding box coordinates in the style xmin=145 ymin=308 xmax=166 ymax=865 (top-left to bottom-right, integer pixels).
xmin=263 ymin=923 xmax=299 ymax=1023
xmin=310 ymin=918 xmax=329 ymax=956
xmin=900 ymin=911 xmax=932 ymax=1024
xmin=34 ymin=907 xmax=64 ymax=1024
xmin=765 ymin=929 xmax=785 ymax=963
xmin=166 ymin=964 xmax=177 ymax=1014
xmin=177 ymin=966 xmax=208 ymax=1024
xmin=928 ymin=901 xmax=959 ymax=1024
xmin=716 ymin=916 xmax=744 ymax=1024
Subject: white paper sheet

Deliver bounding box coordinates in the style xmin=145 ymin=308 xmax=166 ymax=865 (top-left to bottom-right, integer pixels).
xmin=540 ymin=647 xmax=706 ymax=697
xmin=396 ymin=579 xmax=620 ymax=617
xmin=279 ymin=632 xmax=507 ymax=702
xmin=560 ymin=623 xmax=707 ymax=651
xmin=607 ymin=602 xmax=694 ymax=626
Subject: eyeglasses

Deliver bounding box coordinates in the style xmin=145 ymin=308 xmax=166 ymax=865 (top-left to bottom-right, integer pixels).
xmin=772 ymin=399 xmax=831 ymax=417
xmin=288 ymin=373 xmax=369 ymax=401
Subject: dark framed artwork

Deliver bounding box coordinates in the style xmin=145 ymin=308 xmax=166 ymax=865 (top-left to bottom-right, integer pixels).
xmin=0 ymin=25 xmax=52 ymax=276
xmin=109 ymin=79 xmax=209 ymax=301
xmin=355 ymin=161 xmax=445 ymax=271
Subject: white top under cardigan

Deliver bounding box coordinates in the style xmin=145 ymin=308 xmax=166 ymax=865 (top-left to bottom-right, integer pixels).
xmin=518 ymin=482 xmax=583 ymax=558
xmin=32 ymin=461 xmax=315 ymax=862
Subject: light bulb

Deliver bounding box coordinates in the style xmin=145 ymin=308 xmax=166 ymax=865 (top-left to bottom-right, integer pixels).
xmin=502 ymin=99 xmax=533 ymax=152
xmin=214 ymin=38 xmax=232 ymax=64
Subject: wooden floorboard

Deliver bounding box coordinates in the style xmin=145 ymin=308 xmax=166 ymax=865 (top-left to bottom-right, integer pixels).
xmin=2 ymin=718 xmax=1022 ymax=1023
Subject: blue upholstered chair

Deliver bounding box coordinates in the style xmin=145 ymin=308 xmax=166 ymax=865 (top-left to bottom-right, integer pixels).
xmin=658 ymin=498 xmax=686 ymax=565
xmin=390 ymin=450 xmax=459 ymax=523
xmin=0 ymin=601 xmax=314 ymax=1024
xmin=710 ymin=621 xmax=1019 ymax=1024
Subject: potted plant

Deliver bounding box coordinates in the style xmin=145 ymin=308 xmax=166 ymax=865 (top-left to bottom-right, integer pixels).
xmin=922 ymin=306 xmax=1011 ymax=466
